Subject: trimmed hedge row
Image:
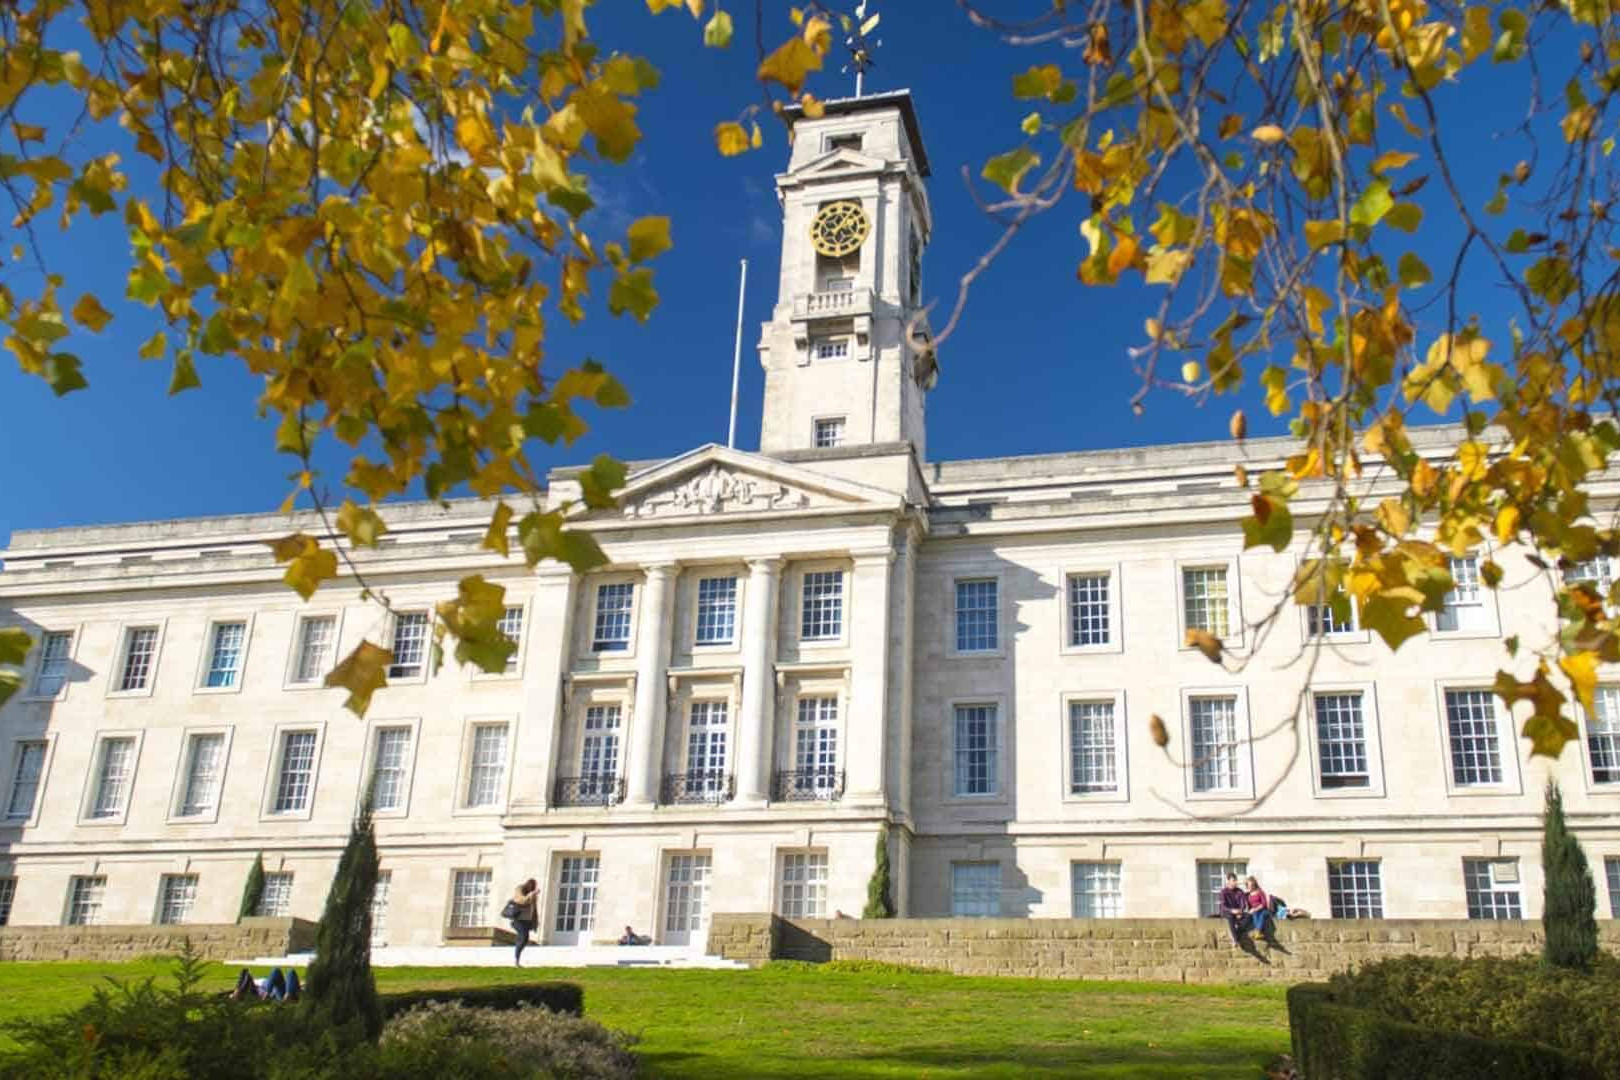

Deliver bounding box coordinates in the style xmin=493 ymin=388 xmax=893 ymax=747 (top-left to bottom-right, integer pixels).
xmin=1287 ymin=983 xmax=1600 ymax=1080
xmin=380 ymin=981 xmax=584 ymax=1019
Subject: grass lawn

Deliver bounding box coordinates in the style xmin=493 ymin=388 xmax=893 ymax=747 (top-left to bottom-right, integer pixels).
xmin=0 ymin=959 xmax=1290 ymax=1078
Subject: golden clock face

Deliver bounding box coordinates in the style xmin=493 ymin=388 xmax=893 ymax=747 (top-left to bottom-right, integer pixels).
xmin=809 ymin=201 xmax=870 ymax=258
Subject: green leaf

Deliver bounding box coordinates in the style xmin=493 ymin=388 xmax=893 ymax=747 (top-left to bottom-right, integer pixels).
xmin=335 ymin=500 xmax=388 ymax=548
xmin=626 ymin=216 xmax=672 ymax=263
xmin=1304 ymin=219 xmax=1343 ymax=250
xmin=324 ymin=640 xmax=392 ymax=717
xmin=1384 ymin=203 xmax=1423 ymax=232
xmin=518 ymin=511 xmax=608 ymax=572
xmin=47 ymin=352 xmax=88 ymax=396
xmin=608 ymin=267 xmax=658 ymax=321
xmin=579 ymin=454 xmax=627 ymax=509
xmin=982 ymin=148 xmax=1039 ymax=194
xmin=200 ymin=312 xmax=237 ymax=354
xmin=138 ymin=330 xmax=167 ymax=359
xmin=1398 ymin=252 xmax=1432 ymax=288
xmin=1241 ymin=497 xmax=1293 ymax=552
xmin=0 ymin=670 xmax=21 ymax=709
xmin=435 ymin=575 xmax=514 ymax=674
xmin=1020 ymin=112 xmax=1041 ymax=137
xmin=1361 ymin=592 xmax=1426 ymax=650
xmin=168 ymin=350 xmax=201 ymax=394
xmin=0 ymin=627 xmax=34 ymax=667
xmin=703 ymin=9 xmax=733 ymax=47
xmin=1349 ymin=180 xmax=1393 ymax=228
xmin=1012 ymin=64 xmax=1064 ymax=100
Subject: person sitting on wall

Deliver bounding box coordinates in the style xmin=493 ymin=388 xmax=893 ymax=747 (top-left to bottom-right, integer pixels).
xmin=1219 ymin=873 xmax=1250 ymax=946
xmin=617 ymin=925 xmax=651 ymax=946
xmin=1245 ymin=876 xmax=1279 ymax=944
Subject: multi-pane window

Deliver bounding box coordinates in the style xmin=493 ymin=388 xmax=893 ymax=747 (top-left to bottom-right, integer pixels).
xmin=1183 ymin=567 xmax=1230 ymax=639
xmin=369 ymin=728 xmax=412 ymax=812
xmin=687 ymin=702 xmax=729 ymax=793
xmin=1463 ymin=859 xmax=1523 ymax=919
xmin=1071 ymin=861 xmax=1123 ymax=918
xmin=256 ymin=872 xmax=294 ymax=917
xmin=1589 ymin=686 xmax=1620 ymax=785
xmin=1565 ymin=556 xmax=1616 ymax=594
xmin=951 ymin=862 xmax=1001 ymax=917
xmin=89 ymin=737 xmax=136 ymax=819
xmin=1607 ymin=857 xmax=1620 ymax=919
xmin=271 ymin=731 xmax=317 ymax=814
xmin=1307 ymin=602 xmax=1357 ymax=637
xmin=388 ymin=612 xmax=429 ymax=679
xmin=1189 ymin=696 xmax=1241 ymax=793
xmin=371 ymin=871 xmax=392 ymax=947
xmin=1067 ymin=573 xmax=1111 ymax=647
xmin=497 ymin=606 xmax=523 ymax=673
xmin=179 ymin=733 xmax=226 ymax=817
xmin=1445 ymin=689 xmax=1504 ymax=786
xmin=117 ymin=627 xmax=159 ymax=692
xmin=448 ymin=869 xmax=491 ymax=928
xmin=1069 ymin=700 xmax=1119 ymax=795
xmin=812 ymin=337 xmax=850 ymax=361
xmin=0 ymin=877 xmax=14 ymax=926
xmin=553 ymin=856 xmax=601 ymax=934
xmin=6 ymin=740 xmax=46 ymax=820
xmin=953 ymin=704 xmax=998 ymax=797
xmin=291 ymin=615 xmax=336 ymax=684
xmin=32 ymin=630 xmax=73 ymax=696
xmin=1437 ymin=555 xmax=1484 ymax=632
xmin=801 ymin=571 xmax=844 ymax=641
xmin=592 ymin=583 xmax=634 ymax=652
xmin=665 ymin=854 xmax=712 ymax=934
xmin=1314 ymin=692 xmax=1370 ymax=789
xmin=954 ymin=579 xmax=999 ymax=653
xmin=66 ymin=875 xmax=106 ymax=926
xmin=465 ymin=723 xmax=509 ymax=808
xmin=581 ymin=706 xmax=622 ymax=794
xmin=204 ymin=622 xmax=247 ymax=688
xmin=1197 ymin=860 xmax=1249 ymax=917
xmin=813 ymin=417 xmax=846 ymax=448
xmin=794 ymin=697 xmax=840 ymax=792
xmin=1328 ymin=860 xmax=1384 ymax=918
xmin=695 ymin=577 xmax=738 ymax=645
xmin=157 ymin=874 xmax=198 ymax=925
xmin=779 ymin=852 xmax=828 ymax=918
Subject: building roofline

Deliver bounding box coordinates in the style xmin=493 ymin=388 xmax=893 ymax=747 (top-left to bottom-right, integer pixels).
xmin=784 ymin=89 xmax=931 ymax=178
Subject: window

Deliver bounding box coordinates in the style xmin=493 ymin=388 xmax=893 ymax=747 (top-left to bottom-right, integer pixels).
xmin=794 ymin=696 xmax=840 ymax=793
xmin=6 ymin=740 xmax=46 ymax=820
xmin=203 ymin=622 xmax=246 ymax=688
xmin=592 ymin=583 xmax=634 ymax=652
xmin=271 ymin=731 xmax=318 ymax=814
xmin=553 ymin=856 xmax=600 ymax=934
xmin=953 ymin=704 xmax=998 ymax=797
xmin=0 ymin=877 xmax=14 ymax=926
xmin=951 ymin=862 xmax=1001 ymax=917
xmin=813 ymin=416 xmax=846 ymax=449
xmin=954 ymin=579 xmax=999 ymax=653
xmin=449 ymin=869 xmax=491 ymax=928
xmin=825 ymin=132 xmax=863 ymax=152
xmin=1463 ymin=859 xmax=1522 ymax=919
xmin=779 ymin=851 xmax=828 ymax=918
xmin=1197 ymin=860 xmax=1249 ymax=917
xmin=812 ymin=337 xmax=850 ymax=361
xmin=32 ymin=630 xmax=73 ymax=696
xmin=1307 ymin=601 xmax=1358 ymax=637
xmin=464 ymin=723 xmax=509 ymax=808
xmin=1445 ymin=689 xmax=1504 ymax=787
xmin=89 ymin=737 xmax=136 ymax=819
xmin=1589 ymin=686 xmax=1620 ymax=785
xmin=1071 ymin=862 xmax=1123 ymax=918
xmin=1068 ymin=700 xmax=1119 ymax=795
xmin=497 ymin=606 xmax=523 ymax=673
xmin=66 ymin=875 xmax=106 ymax=926
xmin=1067 ymin=573 xmax=1111 ymax=647
xmin=1189 ymin=696 xmax=1240 ymax=793
xmin=369 ymin=728 xmax=412 ymax=812
xmin=371 ymin=871 xmax=392 ymax=947
xmin=157 ymin=874 xmax=198 ymax=925
xmin=686 ymin=702 xmax=729 ymax=793
xmin=1183 ymin=567 xmax=1230 ymax=639
xmin=179 ymin=733 xmax=226 ymax=817
xmin=117 ymin=627 xmax=159 ymax=692
xmin=256 ymin=872 xmax=293 ymax=917
xmin=291 ymin=615 xmax=336 ymax=684
xmin=665 ymin=854 xmax=712 ymax=934
xmin=1314 ymin=692 xmax=1370 ymax=789
xmin=1437 ymin=555 xmax=1487 ymax=632
xmin=1328 ymin=860 xmax=1383 ymax=918
xmin=1565 ymin=556 xmax=1616 ymax=594
xmin=388 ymin=612 xmax=429 ymax=679
xmin=581 ymin=706 xmax=622 ymax=795
xmin=695 ymin=577 xmax=738 ymax=645
xmin=801 ymin=571 xmax=844 ymax=641
xmin=1607 ymin=857 xmax=1620 ymax=918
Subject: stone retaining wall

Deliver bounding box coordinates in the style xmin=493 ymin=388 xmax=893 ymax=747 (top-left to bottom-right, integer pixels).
xmin=0 ymin=917 xmax=318 ymax=963
xmin=707 ymin=914 xmax=1620 ymax=984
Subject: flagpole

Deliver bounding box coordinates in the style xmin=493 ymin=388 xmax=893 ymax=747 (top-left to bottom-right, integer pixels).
xmin=726 ymin=258 xmax=747 ymax=449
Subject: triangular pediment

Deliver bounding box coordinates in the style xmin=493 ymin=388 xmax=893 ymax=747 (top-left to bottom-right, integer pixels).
xmin=579 ymin=444 xmax=900 ymax=522
xmin=788 ymin=147 xmax=887 ymax=179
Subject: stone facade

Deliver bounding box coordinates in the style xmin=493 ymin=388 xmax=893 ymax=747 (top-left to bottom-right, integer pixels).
xmin=0 ymin=917 xmax=316 ymax=963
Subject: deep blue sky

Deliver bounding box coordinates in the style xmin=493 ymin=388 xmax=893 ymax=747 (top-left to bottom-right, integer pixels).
xmin=0 ymin=2 xmax=1552 ymax=539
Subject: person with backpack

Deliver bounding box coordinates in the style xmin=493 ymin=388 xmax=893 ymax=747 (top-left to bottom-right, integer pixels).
xmin=503 ymin=878 xmax=539 ymax=966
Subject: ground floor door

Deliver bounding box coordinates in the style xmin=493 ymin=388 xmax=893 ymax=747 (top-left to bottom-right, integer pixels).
xmin=550 ymin=855 xmax=600 ymax=945
xmin=662 ymin=852 xmax=713 ymax=947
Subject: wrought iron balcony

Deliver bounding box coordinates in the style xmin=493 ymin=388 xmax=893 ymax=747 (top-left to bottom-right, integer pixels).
xmin=660 ymin=771 xmax=735 ymax=805
xmin=772 ymin=769 xmax=845 ymax=802
xmin=553 ymin=775 xmax=626 ymax=808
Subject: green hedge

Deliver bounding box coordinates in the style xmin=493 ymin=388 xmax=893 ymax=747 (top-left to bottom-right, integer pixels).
xmin=1288 ymin=983 xmax=1600 ymax=1080
xmin=380 ymin=982 xmax=584 ymax=1019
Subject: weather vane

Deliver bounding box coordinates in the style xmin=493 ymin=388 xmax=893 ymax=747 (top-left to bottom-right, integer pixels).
xmin=840 ymin=1 xmax=882 ymax=98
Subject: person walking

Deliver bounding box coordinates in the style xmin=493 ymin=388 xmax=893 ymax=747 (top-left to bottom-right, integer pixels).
xmin=507 ymin=878 xmax=539 ymax=967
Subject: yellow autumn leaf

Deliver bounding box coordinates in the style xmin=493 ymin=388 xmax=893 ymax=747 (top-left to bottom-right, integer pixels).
xmin=758 ymin=35 xmax=823 ymax=94
xmin=715 ymin=121 xmax=751 ymax=156
xmin=71 ymin=294 xmax=113 ymax=332
xmin=1251 ymin=124 xmax=1286 ymax=144
xmin=325 ymin=640 xmax=393 ymax=717
xmin=1560 ymin=651 xmax=1599 ymax=713
xmin=1185 ymin=628 xmax=1223 ymax=661
xmin=1494 ymin=505 xmax=1520 ymax=545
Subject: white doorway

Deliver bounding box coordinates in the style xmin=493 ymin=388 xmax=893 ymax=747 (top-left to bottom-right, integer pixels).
xmin=549 ymin=855 xmax=600 ymax=945
xmin=662 ymin=853 xmax=713 ymax=947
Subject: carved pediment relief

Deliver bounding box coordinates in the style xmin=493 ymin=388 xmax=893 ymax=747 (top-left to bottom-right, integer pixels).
xmin=623 ymin=464 xmax=814 ymax=519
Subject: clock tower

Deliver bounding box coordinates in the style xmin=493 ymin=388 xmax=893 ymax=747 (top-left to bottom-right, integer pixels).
xmin=757 ymin=91 xmax=936 ymax=462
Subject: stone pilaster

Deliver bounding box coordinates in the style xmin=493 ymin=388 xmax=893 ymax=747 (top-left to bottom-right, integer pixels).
xmin=627 ymin=563 xmax=677 ymax=805
xmin=736 ymin=557 xmax=783 ymax=802
xmin=845 ymin=547 xmax=894 ymax=801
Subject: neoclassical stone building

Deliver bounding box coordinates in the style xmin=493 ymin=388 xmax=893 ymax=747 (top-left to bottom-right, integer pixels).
xmin=2 ymin=91 xmax=1619 ymax=947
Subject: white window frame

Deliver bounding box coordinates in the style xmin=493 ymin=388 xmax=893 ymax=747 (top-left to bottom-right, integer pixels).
xmin=1605 ymin=856 xmax=1620 ymax=919
xmin=812 ymin=415 xmax=847 ymax=449
xmin=1060 ymin=564 xmax=1123 ymax=655
xmin=949 ymin=572 xmax=1004 ymax=658
xmin=193 ymin=615 xmax=255 ymax=694
xmin=947 ymin=697 xmax=1006 ymax=802
xmin=385 ymin=610 xmax=432 ymax=684
xmin=587 ymin=575 xmax=640 ymax=658
xmin=789 ymin=691 xmax=844 ymax=794
xmin=810 ymin=336 xmax=851 ymax=362
xmin=1580 ymin=685 xmax=1620 ymax=794
xmin=690 ymin=572 xmax=744 ymax=651
xmin=1070 ymin=860 xmax=1124 ymax=918
xmin=23 ymin=625 xmax=81 ymax=701
xmin=155 ymin=873 xmax=199 ymax=926
xmin=1061 ymin=690 xmax=1130 ymax=803
xmin=446 ymin=868 xmax=493 ymax=930
xmin=1301 ymin=595 xmax=1368 ymax=644
xmin=1305 ymin=683 xmax=1387 ymax=798
xmin=256 ymin=871 xmax=295 ymax=917
xmin=258 ymin=722 xmax=327 ymax=822
xmin=166 ymin=725 xmax=235 ymax=824
xmin=1462 ymin=858 xmax=1524 ymax=919
xmin=283 ymin=610 xmax=346 ymax=690
xmin=550 ymin=853 xmax=602 ymax=941
xmin=360 ymin=718 xmax=421 ymax=817
xmin=1176 ymin=558 xmax=1244 ymax=650
xmin=106 ymin=620 xmax=167 ymax=698
xmin=1327 ymin=859 xmax=1384 ymax=918
xmin=776 ymin=849 xmax=829 ymax=919
xmin=471 ymin=598 xmax=529 ymax=680
xmin=453 ymin=716 xmax=516 ymax=816
xmin=1435 ymin=683 xmax=1522 ymax=796
xmin=796 ymin=562 xmax=849 ymax=649
xmin=950 ymin=861 xmax=1002 ymax=917
xmin=3 ymin=734 xmax=55 ymax=827
xmin=574 ymin=693 xmax=628 ymax=795
xmin=0 ymin=875 xmax=16 ymax=926
xmin=1431 ymin=553 xmax=1501 ymax=638
xmin=78 ymin=730 xmax=145 ymax=826
xmin=65 ymin=874 xmax=107 ymax=926
xmin=1179 ymin=687 xmax=1256 ymax=801
xmin=1196 ymin=859 xmax=1250 ymax=918
xmin=371 ymin=869 xmax=392 ymax=948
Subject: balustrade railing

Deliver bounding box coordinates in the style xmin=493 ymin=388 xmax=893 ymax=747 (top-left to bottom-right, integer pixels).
xmin=553 ymin=775 xmax=626 ymax=807
xmin=660 ymin=771 xmax=735 ymax=805
xmin=772 ymin=769 xmax=845 ymax=802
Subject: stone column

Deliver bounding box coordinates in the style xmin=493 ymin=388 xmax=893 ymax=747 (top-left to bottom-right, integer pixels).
xmin=736 ymin=557 xmax=783 ymax=802
xmin=627 ymin=563 xmax=677 ymax=805
xmin=845 ymin=548 xmax=894 ymax=801
xmin=509 ymin=565 xmax=576 ymax=813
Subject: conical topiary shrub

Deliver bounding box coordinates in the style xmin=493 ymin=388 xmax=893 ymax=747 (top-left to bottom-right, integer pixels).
xmin=302 ymin=798 xmax=382 ymax=1040
xmin=1542 ymin=779 xmax=1598 ymax=972
xmin=863 ymin=825 xmax=894 ymax=918
xmin=238 ymin=852 xmax=265 ymax=921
